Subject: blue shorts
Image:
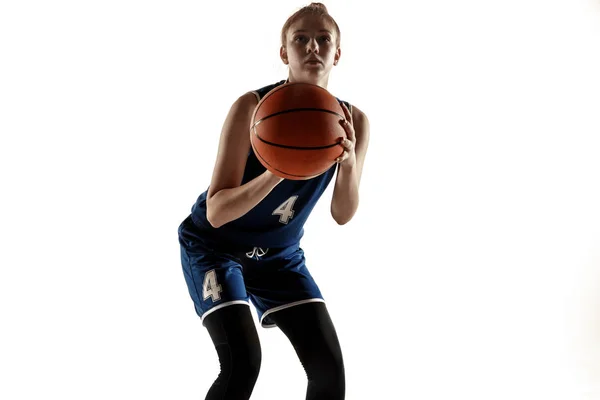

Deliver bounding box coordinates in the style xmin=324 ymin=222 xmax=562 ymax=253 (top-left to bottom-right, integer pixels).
xmin=178 ymin=216 xmax=324 ymax=328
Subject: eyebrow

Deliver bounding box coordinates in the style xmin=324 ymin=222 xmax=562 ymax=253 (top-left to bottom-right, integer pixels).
xmin=292 ymin=30 xmax=332 ymax=34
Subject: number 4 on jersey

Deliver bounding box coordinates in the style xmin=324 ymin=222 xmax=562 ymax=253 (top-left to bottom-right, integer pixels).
xmin=202 ymin=270 xmax=222 ymax=302
xmin=272 ymin=195 xmax=298 ymax=224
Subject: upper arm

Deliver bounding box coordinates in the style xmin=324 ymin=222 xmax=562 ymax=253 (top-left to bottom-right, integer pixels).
xmin=207 ymin=92 xmax=259 ymax=200
xmin=351 ymin=105 xmax=370 ymax=185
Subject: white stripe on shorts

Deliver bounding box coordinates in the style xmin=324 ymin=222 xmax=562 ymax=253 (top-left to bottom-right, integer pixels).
xmin=200 ymin=300 xmax=251 ymax=325
xmin=260 ymin=298 xmax=326 ymax=328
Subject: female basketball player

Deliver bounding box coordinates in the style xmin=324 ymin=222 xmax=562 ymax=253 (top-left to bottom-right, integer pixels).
xmin=178 ymin=3 xmax=369 ymax=399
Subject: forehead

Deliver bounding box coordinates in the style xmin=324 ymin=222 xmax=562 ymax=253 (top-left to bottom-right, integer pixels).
xmin=288 ymin=15 xmax=335 ymax=35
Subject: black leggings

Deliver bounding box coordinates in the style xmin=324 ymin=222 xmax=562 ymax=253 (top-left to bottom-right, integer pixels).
xmin=202 ymin=302 xmax=345 ymax=400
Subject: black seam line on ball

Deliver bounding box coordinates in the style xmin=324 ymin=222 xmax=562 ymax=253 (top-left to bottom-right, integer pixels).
xmin=252 ymin=128 xmax=341 ymax=150
xmin=251 ymin=117 xmax=343 ymax=151
xmin=253 ymin=107 xmax=345 ymax=127
xmin=253 ymin=144 xmax=327 ymax=178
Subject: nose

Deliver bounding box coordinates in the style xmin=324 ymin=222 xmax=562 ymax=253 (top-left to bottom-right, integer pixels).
xmin=306 ymin=38 xmax=319 ymax=54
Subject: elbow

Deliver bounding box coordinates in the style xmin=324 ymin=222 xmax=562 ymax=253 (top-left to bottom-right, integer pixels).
xmin=331 ymin=199 xmax=359 ymax=225
xmin=206 ymin=211 xmax=222 ymax=229
xmin=331 ymin=209 xmax=355 ymax=225
xmin=206 ymin=201 xmax=224 ymax=229
xmin=334 ymin=216 xmax=351 ymax=225
xmin=206 ymin=215 xmax=222 ymax=229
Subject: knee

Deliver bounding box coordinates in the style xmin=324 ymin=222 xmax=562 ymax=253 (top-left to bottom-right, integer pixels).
xmin=217 ymin=342 xmax=262 ymax=385
xmin=306 ymin=351 xmax=345 ymax=389
xmin=234 ymin=345 xmax=262 ymax=382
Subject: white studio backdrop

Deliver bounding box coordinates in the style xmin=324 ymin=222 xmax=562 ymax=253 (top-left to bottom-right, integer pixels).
xmin=1 ymin=0 xmax=600 ymax=399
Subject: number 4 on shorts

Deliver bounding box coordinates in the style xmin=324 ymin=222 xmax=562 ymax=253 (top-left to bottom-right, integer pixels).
xmin=203 ymin=270 xmax=222 ymax=302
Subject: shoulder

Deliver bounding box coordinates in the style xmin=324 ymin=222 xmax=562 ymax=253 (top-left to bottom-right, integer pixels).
xmin=234 ymin=91 xmax=259 ymax=108
xmin=249 ymin=79 xmax=287 ymax=102
xmin=337 ymin=98 xmax=368 ymax=128
xmin=225 ymin=91 xmax=259 ymax=121
xmin=350 ymin=104 xmax=368 ymax=125
xmin=350 ymin=104 xmax=370 ymax=140
xmin=225 ymin=80 xmax=287 ymax=127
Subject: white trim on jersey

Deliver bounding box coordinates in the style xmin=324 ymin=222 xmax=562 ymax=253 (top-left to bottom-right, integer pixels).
xmin=200 ymin=300 xmax=251 ymax=324
xmin=250 ymin=91 xmax=260 ymax=103
xmin=260 ymin=298 xmax=326 ymax=328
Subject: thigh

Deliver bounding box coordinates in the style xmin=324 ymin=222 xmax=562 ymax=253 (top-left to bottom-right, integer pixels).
xmin=179 ymin=216 xmax=250 ymax=324
xmin=203 ymin=304 xmax=262 ymax=400
xmin=204 ymin=304 xmax=260 ymax=349
xmin=268 ymin=302 xmax=344 ymax=368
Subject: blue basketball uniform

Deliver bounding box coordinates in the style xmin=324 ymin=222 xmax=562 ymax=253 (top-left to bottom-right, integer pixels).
xmin=178 ymin=79 xmax=351 ymax=327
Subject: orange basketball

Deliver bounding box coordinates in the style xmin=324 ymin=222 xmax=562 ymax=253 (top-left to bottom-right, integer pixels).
xmin=249 ymin=82 xmax=347 ymax=180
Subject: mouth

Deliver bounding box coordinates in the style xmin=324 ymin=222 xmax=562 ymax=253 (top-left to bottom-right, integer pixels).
xmin=305 ymin=58 xmax=322 ymax=64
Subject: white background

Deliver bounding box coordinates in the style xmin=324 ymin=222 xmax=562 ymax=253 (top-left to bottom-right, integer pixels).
xmin=1 ymin=0 xmax=600 ymax=399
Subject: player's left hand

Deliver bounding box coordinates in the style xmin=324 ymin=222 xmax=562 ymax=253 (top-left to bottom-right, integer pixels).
xmin=336 ymin=102 xmax=356 ymax=168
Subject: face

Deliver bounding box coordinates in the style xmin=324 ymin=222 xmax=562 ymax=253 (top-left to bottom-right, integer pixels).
xmin=280 ymin=16 xmax=341 ymax=82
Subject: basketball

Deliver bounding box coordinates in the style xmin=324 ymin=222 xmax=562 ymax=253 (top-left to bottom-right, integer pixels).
xmin=249 ymin=82 xmax=347 ymax=180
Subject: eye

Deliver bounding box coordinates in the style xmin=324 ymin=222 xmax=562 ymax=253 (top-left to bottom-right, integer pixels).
xmin=294 ymin=35 xmax=308 ymax=43
xmin=318 ymin=36 xmax=332 ymax=43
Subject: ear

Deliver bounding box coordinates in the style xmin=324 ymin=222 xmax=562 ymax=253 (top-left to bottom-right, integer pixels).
xmin=280 ymin=46 xmax=288 ymax=65
xmin=333 ymin=47 xmax=341 ymax=66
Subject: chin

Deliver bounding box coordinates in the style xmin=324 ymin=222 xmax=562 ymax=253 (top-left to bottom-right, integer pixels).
xmin=303 ymin=65 xmax=329 ymax=75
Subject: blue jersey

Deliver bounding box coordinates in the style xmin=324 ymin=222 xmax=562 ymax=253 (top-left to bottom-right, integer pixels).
xmin=190 ymin=80 xmax=350 ymax=248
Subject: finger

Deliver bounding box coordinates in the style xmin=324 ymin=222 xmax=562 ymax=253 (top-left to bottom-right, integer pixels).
xmin=347 ymin=123 xmax=356 ymax=142
xmin=340 ymin=119 xmax=355 ymax=142
xmin=345 ymin=102 xmax=353 ymax=122
xmin=337 ymin=136 xmax=353 ymax=154
xmin=341 ymin=138 xmax=354 ymax=152
xmin=339 ymin=118 xmax=354 ymax=138
xmin=340 ymin=102 xmax=352 ymax=123
xmin=335 ymin=151 xmax=348 ymax=163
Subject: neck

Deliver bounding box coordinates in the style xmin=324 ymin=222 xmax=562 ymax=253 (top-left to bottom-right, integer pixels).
xmin=287 ymin=72 xmax=330 ymax=89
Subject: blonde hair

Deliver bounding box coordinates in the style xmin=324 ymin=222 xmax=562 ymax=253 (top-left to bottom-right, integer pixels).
xmin=281 ymin=3 xmax=341 ymax=47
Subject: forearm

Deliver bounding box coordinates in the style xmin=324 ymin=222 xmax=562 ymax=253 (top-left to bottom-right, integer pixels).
xmin=207 ymin=171 xmax=284 ymax=228
xmin=331 ymin=164 xmax=360 ymax=225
